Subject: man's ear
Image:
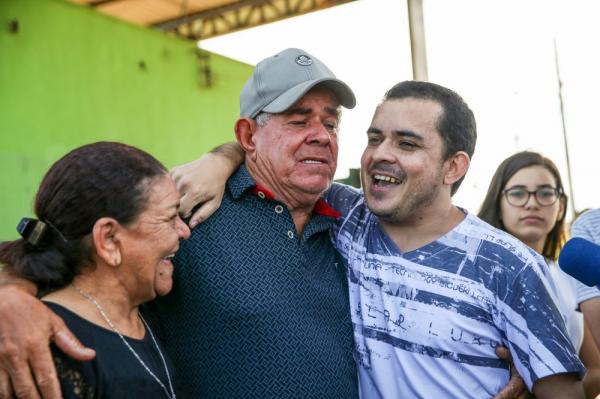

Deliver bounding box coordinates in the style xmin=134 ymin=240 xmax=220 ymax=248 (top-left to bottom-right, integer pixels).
xmin=443 ymin=151 xmax=470 ymax=187
xmin=91 ymin=217 xmax=123 ymax=267
xmin=235 ymin=118 xmax=258 ymax=161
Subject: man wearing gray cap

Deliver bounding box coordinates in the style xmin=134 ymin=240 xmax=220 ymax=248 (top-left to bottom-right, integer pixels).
xmin=155 ymin=48 xmax=359 ymax=397
xmin=0 ymin=48 xmax=359 ymax=398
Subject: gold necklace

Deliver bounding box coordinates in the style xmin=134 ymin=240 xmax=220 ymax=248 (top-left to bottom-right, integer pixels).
xmin=72 ymin=284 xmax=176 ymax=399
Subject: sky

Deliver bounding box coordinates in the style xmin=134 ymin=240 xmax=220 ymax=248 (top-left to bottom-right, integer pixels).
xmin=200 ymin=0 xmax=600 ymax=219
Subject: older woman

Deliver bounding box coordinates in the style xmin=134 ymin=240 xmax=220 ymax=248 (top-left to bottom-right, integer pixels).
xmin=0 ymin=142 xmax=190 ymax=398
xmin=478 ymin=151 xmax=600 ymax=398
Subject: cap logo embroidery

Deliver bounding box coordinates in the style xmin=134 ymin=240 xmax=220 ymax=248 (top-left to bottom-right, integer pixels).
xmin=295 ymin=55 xmax=313 ymax=66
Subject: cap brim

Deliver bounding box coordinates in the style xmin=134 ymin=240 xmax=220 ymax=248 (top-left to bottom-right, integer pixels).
xmin=262 ymin=78 xmax=356 ymax=115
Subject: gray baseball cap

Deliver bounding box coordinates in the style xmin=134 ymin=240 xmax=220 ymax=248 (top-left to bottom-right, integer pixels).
xmin=240 ymin=48 xmax=356 ymax=118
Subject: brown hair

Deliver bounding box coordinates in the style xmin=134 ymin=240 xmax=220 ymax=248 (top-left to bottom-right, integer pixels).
xmin=478 ymin=151 xmax=567 ymax=260
xmin=0 ymin=142 xmax=167 ymax=289
xmin=383 ymin=81 xmax=477 ymax=195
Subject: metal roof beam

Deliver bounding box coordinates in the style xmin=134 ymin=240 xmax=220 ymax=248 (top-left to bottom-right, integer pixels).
xmin=153 ymin=0 xmax=353 ymax=40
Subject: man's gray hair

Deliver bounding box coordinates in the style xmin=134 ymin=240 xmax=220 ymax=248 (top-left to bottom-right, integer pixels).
xmin=255 ymin=112 xmax=273 ymax=127
xmin=254 ymin=108 xmax=343 ymax=129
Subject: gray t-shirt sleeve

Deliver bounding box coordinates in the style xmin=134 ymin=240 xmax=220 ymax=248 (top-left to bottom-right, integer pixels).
xmin=575 ymin=278 xmax=600 ymax=304
xmin=571 ymin=209 xmax=600 ymax=243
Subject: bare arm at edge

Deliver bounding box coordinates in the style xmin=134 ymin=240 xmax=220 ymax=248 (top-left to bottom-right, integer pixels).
xmin=580 ymin=297 xmax=600 ymax=353
xmin=579 ymin=320 xmax=600 ymax=398
xmin=532 ymin=373 xmax=584 ymax=399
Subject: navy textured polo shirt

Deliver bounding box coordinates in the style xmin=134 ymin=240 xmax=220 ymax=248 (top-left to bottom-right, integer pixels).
xmin=156 ymin=166 xmax=358 ymax=398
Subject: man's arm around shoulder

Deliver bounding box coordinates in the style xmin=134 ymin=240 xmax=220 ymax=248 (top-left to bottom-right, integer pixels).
xmin=0 ymin=269 xmax=94 ymax=398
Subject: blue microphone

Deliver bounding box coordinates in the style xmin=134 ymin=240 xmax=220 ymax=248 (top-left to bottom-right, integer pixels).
xmin=559 ymin=237 xmax=600 ymax=287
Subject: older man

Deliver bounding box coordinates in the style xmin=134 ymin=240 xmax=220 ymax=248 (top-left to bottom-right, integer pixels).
xmin=153 ymin=49 xmax=359 ymax=398
xmin=0 ymin=48 xmax=358 ymax=398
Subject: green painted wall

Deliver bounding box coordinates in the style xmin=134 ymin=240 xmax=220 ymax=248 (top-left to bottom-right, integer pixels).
xmin=0 ymin=0 xmax=252 ymax=239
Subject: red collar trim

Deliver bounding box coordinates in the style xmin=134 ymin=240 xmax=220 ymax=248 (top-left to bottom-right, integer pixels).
xmin=249 ymin=184 xmax=341 ymax=219
xmin=313 ymin=199 xmax=342 ymax=219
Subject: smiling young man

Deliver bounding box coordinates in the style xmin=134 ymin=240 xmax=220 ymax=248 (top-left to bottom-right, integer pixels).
xmin=324 ymin=81 xmax=585 ymax=398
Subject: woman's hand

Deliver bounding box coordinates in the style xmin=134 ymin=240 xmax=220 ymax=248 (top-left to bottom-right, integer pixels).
xmin=492 ymin=346 xmax=530 ymax=399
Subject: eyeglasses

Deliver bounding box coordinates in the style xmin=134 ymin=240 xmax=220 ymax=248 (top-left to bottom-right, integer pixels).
xmin=503 ymin=186 xmax=562 ymax=207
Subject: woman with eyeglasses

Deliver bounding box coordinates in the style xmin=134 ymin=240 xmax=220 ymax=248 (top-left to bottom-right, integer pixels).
xmin=479 ymin=151 xmax=600 ymax=397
